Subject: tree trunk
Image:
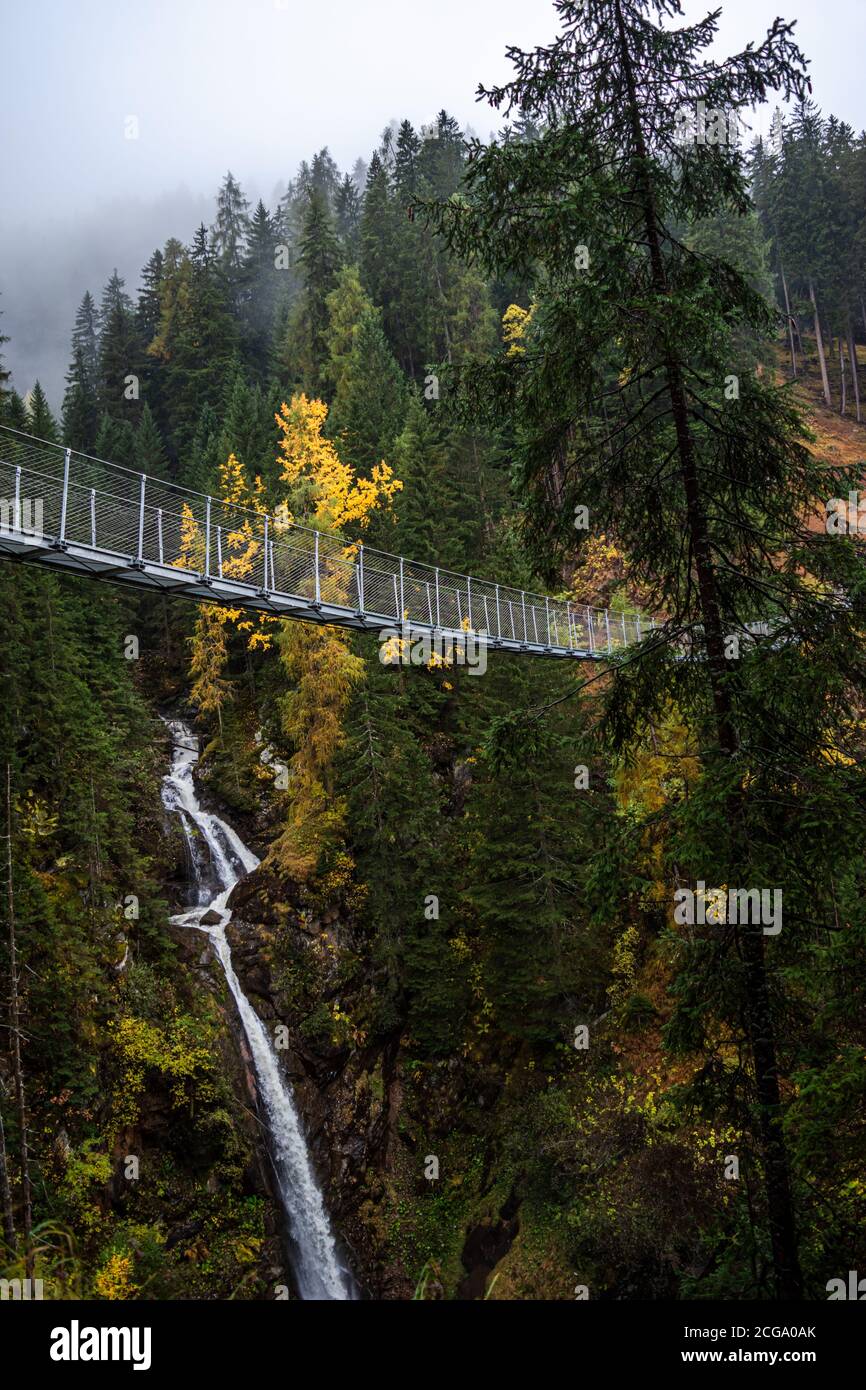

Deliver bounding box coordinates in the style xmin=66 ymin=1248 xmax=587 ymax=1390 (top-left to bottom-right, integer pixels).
xmin=848 ymin=321 xmax=862 ymax=423
xmin=613 ymin=0 xmax=802 ymax=1301
xmin=779 ymin=259 xmax=797 ymax=377
xmin=0 ymin=1086 xmax=15 ymax=1246
xmin=840 ymin=338 xmax=847 ymax=416
xmin=810 ymin=282 xmax=832 ymax=408
xmin=4 ymin=764 xmax=33 ymax=1278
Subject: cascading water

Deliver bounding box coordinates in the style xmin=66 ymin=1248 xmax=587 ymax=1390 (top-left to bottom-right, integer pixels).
xmin=161 ymin=717 xmax=355 ymax=1301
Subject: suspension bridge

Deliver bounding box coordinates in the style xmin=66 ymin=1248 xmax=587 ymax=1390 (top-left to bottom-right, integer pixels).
xmin=0 ymin=424 xmax=653 ymax=660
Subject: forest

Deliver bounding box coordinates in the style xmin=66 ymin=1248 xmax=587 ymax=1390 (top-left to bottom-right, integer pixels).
xmin=1 ymin=0 xmax=865 ymax=1308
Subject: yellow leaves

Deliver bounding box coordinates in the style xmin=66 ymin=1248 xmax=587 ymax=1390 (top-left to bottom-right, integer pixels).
xmin=267 ymin=621 xmax=365 ymax=882
xmin=502 ymin=302 xmax=533 ymax=356
xmin=189 ymin=604 xmax=230 ymax=719
xmin=17 ymin=791 xmax=59 ymax=840
xmin=274 ymin=394 xmax=401 ymax=533
xmin=173 ymin=501 xmax=203 ymax=572
xmin=94 ymin=1251 xmax=138 ymax=1301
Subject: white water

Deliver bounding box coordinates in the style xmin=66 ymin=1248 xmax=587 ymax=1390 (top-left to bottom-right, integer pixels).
xmin=161 ymin=717 xmax=354 ymax=1301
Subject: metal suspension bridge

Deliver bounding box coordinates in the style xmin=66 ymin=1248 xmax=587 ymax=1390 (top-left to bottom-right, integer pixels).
xmin=0 ymin=424 xmax=653 ymax=660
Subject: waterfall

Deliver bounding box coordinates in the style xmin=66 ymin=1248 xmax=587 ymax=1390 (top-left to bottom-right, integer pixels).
xmin=161 ymin=717 xmax=355 ymax=1301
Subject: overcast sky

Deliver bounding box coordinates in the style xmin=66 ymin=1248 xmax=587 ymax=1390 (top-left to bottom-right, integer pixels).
xmin=2 ymin=0 xmax=864 ymax=406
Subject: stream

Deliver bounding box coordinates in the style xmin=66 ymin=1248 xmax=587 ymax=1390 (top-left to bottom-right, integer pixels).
xmin=161 ymin=717 xmax=355 ymax=1301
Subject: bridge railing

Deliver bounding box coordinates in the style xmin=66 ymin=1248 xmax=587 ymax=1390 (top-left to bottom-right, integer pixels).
xmin=0 ymin=424 xmax=651 ymax=655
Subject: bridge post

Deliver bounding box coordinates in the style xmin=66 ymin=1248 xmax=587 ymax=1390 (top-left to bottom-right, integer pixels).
xmin=604 ymin=609 xmax=612 ymax=654
xmin=137 ymin=473 xmax=146 ymax=563
xmin=59 ymin=447 xmax=71 ymax=545
xmin=399 ymin=556 xmax=404 ymax=620
xmin=435 ymin=567 xmax=441 ymax=628
xmin=495 ymin=584 xmax=501 ymax=638
xmin=357 ymin=542 xmax=365 ymax=611
xmin=467 ymin=575 xmax=472 ymax=630
xmin=13 ymin=465 xmax=21 ymax=531
xmin=315 ymin=531 xmax=321 ymax=603
xmin=545 ymin=595 xmax=550 ymax=645
xmin=262 ymin=514 xmax=269 ymax=592
xmin=521 ymin=591 xmax=528 ymax=642
xmin=566 ymin=600 xmax=572 ymax=648
xmin=89 ymin=488 xmax=96 ymax=547
xmin=621 ymin=612 xmax=628 ymax=646
xmin=157 ymin=508 xmax=164 ymax=564
xmin=204 ymin=495 xmax=210 ymax=577
xmin=217 ymin=526 xmax=223 ymax=578
xmin=587 ymin=606 xmax=595 ymax=655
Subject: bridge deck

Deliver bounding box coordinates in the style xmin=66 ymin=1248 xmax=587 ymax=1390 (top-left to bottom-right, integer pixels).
xmin=0 ymin=425 xmax=652 ymax=661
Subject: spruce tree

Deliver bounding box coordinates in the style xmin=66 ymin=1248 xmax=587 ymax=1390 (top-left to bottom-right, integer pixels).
xmin=97 ymin=271 xmax=140 ymax=423
xmin=329 ymin=306 xmax=406 ymax=476
xmin=62 ymin=293 xmax=100 ymax=448
xmin=134 ymin=401 xmax=168 ymax=479
xmin=428 ymin=0 xmax=857 ymax=1300
xmin=282 ymin=190 xmax=343 ymax=395
xmin=26 ymin=382 xmax=58 ymax=441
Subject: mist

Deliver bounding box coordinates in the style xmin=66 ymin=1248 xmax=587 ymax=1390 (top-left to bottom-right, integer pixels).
xmin=2 ymin=0 xmax=865 ymax=410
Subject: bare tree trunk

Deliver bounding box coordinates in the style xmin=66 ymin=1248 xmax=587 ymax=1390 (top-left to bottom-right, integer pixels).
xmin=840 ymin=338 xmax=848 ymax=416
xmin=614 ymin=0 xmax=802 ymax=1301
xmin=4 ymin=765 xmax=32 ymax=1277
xmin=810 ymin=283 xmax=832 ymax=408
xmin=0 ymin=1083 xmax=15 ymax=1247
xmin=779 ymin=260 xmax=797 ymax=377
xmin=848 ymin=321 xmax=862 ymax=422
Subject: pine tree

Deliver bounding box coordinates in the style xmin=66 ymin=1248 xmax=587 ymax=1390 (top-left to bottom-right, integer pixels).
xmin=95 ymin=411 xmax=135 ymax=467
xmin=281 ymin=190 xmax=343 ymax=395
xmin=324 ymin=265 xmax=374 ymax=400
xmin=329 ymin=306 xmax=406 ymax=479
xmin=212 ymin=171 xmax=250 ymax=281
xmin=134 ymin=402 xmax=167 ymax=479
xmin=334 ymin=175 xmax=361 ymax=259
xmin=429 ymin=0 xmax=848 ymax=1301
xmin=4 ymin=391 xmax=28 ymax=433
xmin=62 ymin=293 xmax=99 ymax=448
xmin=97 ymin=270 xmax=140 ymax=423
xmin=241 ymin=200 xmax=280 ymax=381
xmin=393 ymin=119 xmax=421 ymax=200
xmin=0 ymin=296 xmax=12 ymax=420
xmin=166 ymin=226 xmax=238 ymax=454
xmin=26 ymin=382 xmax=58 ymax=441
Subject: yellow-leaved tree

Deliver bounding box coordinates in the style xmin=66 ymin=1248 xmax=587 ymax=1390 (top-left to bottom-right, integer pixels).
xmin=269 ymin=394 xmax=401 ymax=880
xmin=189 ymin=452 xmax=270 ymax=727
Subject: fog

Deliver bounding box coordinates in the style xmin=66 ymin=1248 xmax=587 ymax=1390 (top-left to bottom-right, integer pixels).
xmin=2 ymin=0 xmax=864 ymax=410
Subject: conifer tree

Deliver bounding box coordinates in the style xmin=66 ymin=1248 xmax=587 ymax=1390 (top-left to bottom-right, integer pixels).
xmin=282 ymin=190 xmax=343 ymax=395
xmin=97 ymin=270 xmax=140 ymax=423
xmin=329 ymin=306 xmax=406 ymax=478
xmin=134 ymin=402 xmax=168 ymax=479
xmin=0 ymin=295 xmax=11 ymax=417
xmin=212 ymin=171 xmax=250 ymax=283
xmin=62 ymin=292 xmax=100 ymax=449
xmin=334 ymin=175 xmax=361 ymax=259
xmin=429 ymin=0 xmax=855 ymax=1300
xmin=26 ymin=381 xmax=57 ymax=441
xmin=242 ymin=200 xmax=280 ymax=381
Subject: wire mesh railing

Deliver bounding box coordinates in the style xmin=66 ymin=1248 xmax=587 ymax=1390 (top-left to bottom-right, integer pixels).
xmin=0 ymin=424 xmax=653 ymax=657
